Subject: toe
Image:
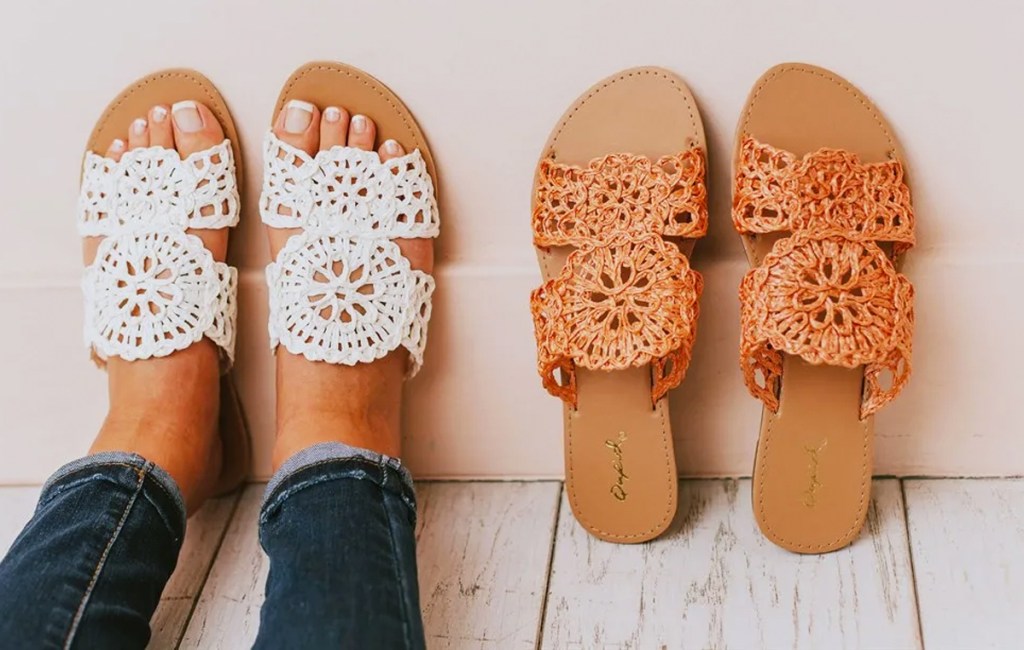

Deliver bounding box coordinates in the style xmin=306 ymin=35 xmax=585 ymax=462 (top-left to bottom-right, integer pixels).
xmin=319 ymin=106 xmax=349 ymax=150
xmin=378 ymin=139 xmax=405 ymax=162
xmin=106 ymin=137 xmax=127 ymax=162
xmin=273 ymin=99 xmax=320 ymax=156
xmin=171 ymin=101 xmax=225 ymax=157
xmin=128 ymin=117 xmax=149 ymax=150
xmin=148 ymin=105 xmax=173 ymax=148
xmin=347 ymin=114 xmax=376 ymax=151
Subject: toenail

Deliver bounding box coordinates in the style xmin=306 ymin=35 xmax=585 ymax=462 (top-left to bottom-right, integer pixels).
xmin=383 ymin=139 xmax=401 ymax=154
xmin=132 ymin=119 xmax=147 ymax=135
xmin=152 ymin=106 xmax=168 ymax=122
xmin=285 ymin=100 xmax=314 ymax=134
xmin=111 ymin=139 xmax=125 ymax=151
xmin=351 ymin=115 xmax=368 ymax=134
xmin=324 ymin=107 xmax=342 ymax=123
xmin=171 ymin=100 xmax=203 ymax=133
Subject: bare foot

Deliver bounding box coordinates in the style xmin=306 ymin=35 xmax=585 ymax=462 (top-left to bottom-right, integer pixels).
xmin=85 ymin=101 xmax=229 ymax=512
xmin=266 ymin=100 xmax=434 ymax=471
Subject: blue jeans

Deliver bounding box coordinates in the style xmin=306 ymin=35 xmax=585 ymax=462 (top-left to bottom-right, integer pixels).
xmin=0 ymin=443 xmax=426 ymax=649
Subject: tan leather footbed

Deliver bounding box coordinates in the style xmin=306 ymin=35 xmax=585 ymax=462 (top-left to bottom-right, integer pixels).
xmin=735 ymin=63 xmax=909 ymax=553
xmin=270 ymin=61 xmax=437 ymax=189
xmin=82 ymin=69 xmax=250 ymax=497
xmin=534 ymin=68 xmax=706 ymax=543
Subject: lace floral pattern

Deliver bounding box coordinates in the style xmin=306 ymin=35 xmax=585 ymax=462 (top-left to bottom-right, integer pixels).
xmin=533 ymin=148 xmax=708 ymax=247
xmin=267 ymin=234 xmax=433 ymax=372
xmin=261 ymin=131 xmax=438 ymax=376
xmin=78 ymin=142 xmax=239 ymax=366
xmin=83 ymin=227 xmax=236 ymax=364
xmin=260 ymin=131 xmax=439 ymax=238
xmin=78 ymin=140 xmax=240 ymax=236
xmin=733 ymin=136 xmax=914 ymax=254
xmin=531 ymin=233 xmax=702 ymax=407
xmin=739 ymin=234 xmax=913 ymax=418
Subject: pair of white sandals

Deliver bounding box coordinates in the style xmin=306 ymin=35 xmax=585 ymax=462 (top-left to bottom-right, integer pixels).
xmin=75 ymin=64 xmax=438 ymax=489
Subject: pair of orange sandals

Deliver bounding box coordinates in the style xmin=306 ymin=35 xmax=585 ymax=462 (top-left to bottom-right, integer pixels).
xmin=531 ymin=63 xmax=915 ymax=554
xmin=85 ymin=61 xmax=913 ymax=555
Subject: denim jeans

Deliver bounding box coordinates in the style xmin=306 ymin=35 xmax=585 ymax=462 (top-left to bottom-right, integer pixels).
xmin=0 ymin=443 xmax=425 ymax=649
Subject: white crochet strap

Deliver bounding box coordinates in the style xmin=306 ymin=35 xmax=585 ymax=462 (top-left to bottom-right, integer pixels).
xmin=261 ymin=130 xmax=438 ymax=374
xmin=83 ymin=227 xmax=237 ymax=365
xmin=267 ymin=233 xmax=434 ymax=376
xmin=78 ymin=140 xmax=240 ymax=236
xmin=260 ymin=130 xmax=439 ymax=238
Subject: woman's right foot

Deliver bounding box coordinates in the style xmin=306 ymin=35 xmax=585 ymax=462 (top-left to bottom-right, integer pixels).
xmin=266 ymin=100 xmax=435 ymax=472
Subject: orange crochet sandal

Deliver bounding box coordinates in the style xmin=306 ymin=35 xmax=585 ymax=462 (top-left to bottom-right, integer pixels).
xmin=530 ymin=68 xmax=707 ymax=543
xmin=733 ymin=63 xmax=915 ymax=553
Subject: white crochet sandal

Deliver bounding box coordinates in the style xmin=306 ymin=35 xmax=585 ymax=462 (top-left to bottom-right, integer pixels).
xmin=262 ymin=62 xmax=440 ymax=374
xmin=78 ymin=69 xmax=250 ymax=494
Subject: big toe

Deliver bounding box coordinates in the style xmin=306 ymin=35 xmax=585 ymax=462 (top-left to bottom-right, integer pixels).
xmin=274 ymin=100 xmax=320 ymax=156
xmin=171 ymin=101 xmax=225 ymax=157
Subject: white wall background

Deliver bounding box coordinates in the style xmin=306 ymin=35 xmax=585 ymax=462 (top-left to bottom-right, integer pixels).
xmin=0 ymin=0 xmax=1021 ymax=482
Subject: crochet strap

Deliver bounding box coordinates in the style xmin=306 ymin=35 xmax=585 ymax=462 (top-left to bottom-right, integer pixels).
xmin=739 ymin=233 xmax=914 ymax=418
xmin=78 ymin=143 xmax=240 ymax=366
xmin=530 ymin=148 xmax=708 ymax=408
xmin=78 ymin=140 xmax=240 ymax=235
xmin=532 ymin=148 xmax=708 ymax=246
xmin=732 ymin=136 xmax=915 ymax=254
xmin=261 ymin=131 xmax=438 ymax=376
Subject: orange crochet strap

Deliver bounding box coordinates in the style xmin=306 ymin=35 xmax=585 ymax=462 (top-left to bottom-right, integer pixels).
xmin=739 ymin=233 xmax=914 ymax=418
xmin=533 ymin=148 xmax=708 ymax=247
xmin=531 ymin=233 xmax=702 ymax=407
xmin=733 ymin=136 xmax=915 ymax=255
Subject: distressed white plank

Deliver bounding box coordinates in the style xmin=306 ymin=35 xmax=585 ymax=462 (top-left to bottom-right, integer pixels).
xmin=0 ymin=486 xmax=41 ymax=555
xmin=542 ymin=479 xmax=920 ymax=649
xmin=147 ymin=494 xmax=240 ymax=649
xmin=905 ymin=479 xmax=1024 ymax=649
xmin=180 ymin=485 xmax=267 ymax=649
xmin=417 ymin=482 xmax=561 ymax=648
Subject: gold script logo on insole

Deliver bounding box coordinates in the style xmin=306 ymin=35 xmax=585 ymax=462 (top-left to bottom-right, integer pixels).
xmin=605 ymin=432 xmax=629 ymax=501
xmin=802 ymin=439 xmax=828 ymax=507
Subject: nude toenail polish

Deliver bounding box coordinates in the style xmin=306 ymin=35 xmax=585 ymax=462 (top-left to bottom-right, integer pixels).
xmin=285 ymin=100 xmax=314 ymax=134
xmin=152 ymin=106 xmax=168 ymax=122
xmin=171 ymin=100 xmax=203 ymax=133
xmin=351 ymin=115 xmax=368 ymax=134
xmin=132 ymin=119 xmax=147 ymax=135
xmin=324 ymin=107 xmax=341 ymax=123
xmin=111 ymin=139 xmax=125 ymax=151
xmin=383 ymin=139 xmax=401 ymax=154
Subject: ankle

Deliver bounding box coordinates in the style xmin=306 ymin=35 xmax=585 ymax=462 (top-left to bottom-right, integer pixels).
xmin=273 ymin=408 xmax=401 ymax=473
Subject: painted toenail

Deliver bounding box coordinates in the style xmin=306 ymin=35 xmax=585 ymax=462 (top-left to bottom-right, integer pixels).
xmin=324 ymin=107 xmax=341 ymax=123
xmin=152 ymin=106 xmax=168 ymax=122
xmin=132 ymin=119 xmax=147 ymax=136
xmin=351 ymin=115 xmax=368 ymax=134
xmin=383 ymin=139 xmax=401 ymax=154
xmin=111 ymin=139 xmax=125 ymax=151
xmin=172 ymin=101 xmax=203 ymax=133
xmin=285 ymin=100 xmax=314 ymax=134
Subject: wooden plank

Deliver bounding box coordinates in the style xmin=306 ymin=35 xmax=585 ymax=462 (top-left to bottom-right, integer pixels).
xmin=147 ymin=493 xmax=240 ymax=649
xmin=0 ymin=486 xmax=41 ymax=555
xmin=542 ymin=479 xmax=920 ymax=649
xmin=417 ymin=482 xmax=561 ymax=649
xmin=905 ymin=479 xmax=1024 ymax=649
xmin=180 ymin=485 xmax=267 ymax=649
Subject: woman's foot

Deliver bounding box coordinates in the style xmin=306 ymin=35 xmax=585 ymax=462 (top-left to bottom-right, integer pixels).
xmin=266 ymin=100 xmax=435 ymax=472
xmin=85 ymin=101 xmax=228 ymax=512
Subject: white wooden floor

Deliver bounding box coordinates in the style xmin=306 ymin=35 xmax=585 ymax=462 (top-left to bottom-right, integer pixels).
xmin=1 ymin=479 xmax=1020 ymax=649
